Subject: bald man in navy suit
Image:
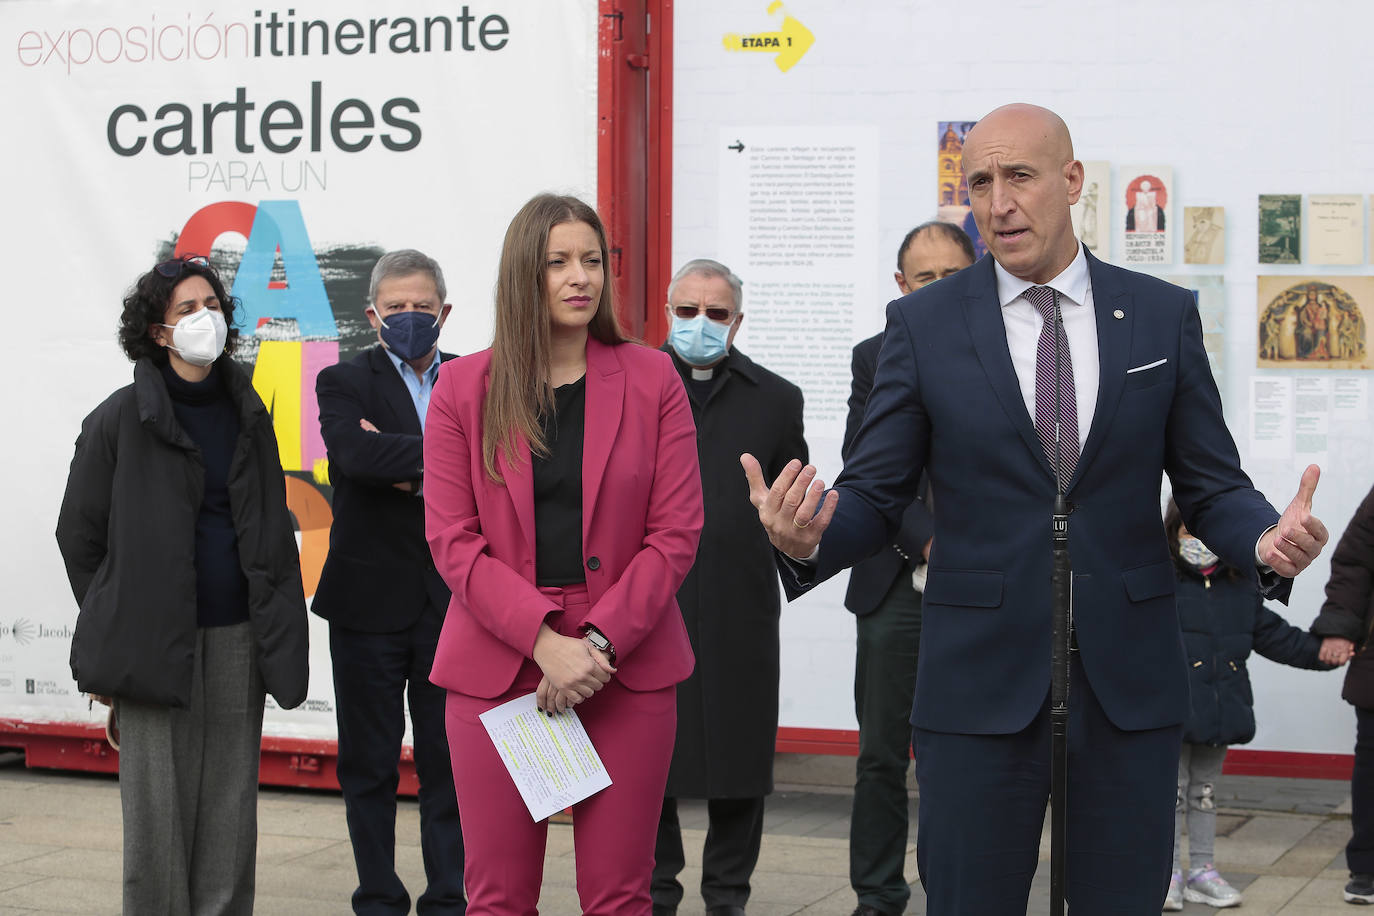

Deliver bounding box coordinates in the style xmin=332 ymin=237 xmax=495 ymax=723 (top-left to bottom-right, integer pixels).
xmin=743 ymin=104 xmax=1329 ymax=915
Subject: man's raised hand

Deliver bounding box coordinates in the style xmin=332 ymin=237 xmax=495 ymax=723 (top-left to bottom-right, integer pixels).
xmin=1259 ymin=464 xmax=1329 ymax=577
xmin=740 ymin=455 xmax=838 ymax=560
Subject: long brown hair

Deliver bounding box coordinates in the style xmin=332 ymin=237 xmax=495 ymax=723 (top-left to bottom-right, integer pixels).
xmin=483 ymin=194 xmax=628 ymax=483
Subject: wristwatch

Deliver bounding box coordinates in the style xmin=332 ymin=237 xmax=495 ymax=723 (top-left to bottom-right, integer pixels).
xmin=581 ymin=624 xmax=616 ymax=665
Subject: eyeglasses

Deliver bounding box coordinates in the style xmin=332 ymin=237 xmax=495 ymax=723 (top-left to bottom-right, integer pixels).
xmin=671 ymin=305 xmax=735 ymax=322
xmin=154 ymin=255 xmax=210 ymax=278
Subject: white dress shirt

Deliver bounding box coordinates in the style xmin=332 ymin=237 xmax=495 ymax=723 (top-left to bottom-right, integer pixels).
xmin=993 ymin=244 xmax=1096 ymax=449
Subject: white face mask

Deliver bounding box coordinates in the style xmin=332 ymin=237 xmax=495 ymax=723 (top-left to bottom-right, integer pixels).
xmin=162 ymin=308 xmax=227 ymax=367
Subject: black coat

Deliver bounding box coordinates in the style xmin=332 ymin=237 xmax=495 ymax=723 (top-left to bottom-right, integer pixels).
xmin=56 ymin=356 xmax=309 ymax=709
xmin=1312 ymin=483 xmax=1374 ymax=707
xmin=663 ymin=347 xmax=806 ymax=798
xmin=842 ymin=332 xmax=934 ymax=615
xmin=312 ymin=346 xmax=453 ymax=632
xmin=1176 ymin=563 xmax=1327 ymax=746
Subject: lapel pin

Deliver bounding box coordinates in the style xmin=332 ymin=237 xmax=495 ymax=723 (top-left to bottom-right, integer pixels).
xmin=1113 ymin=309 xmax=1125 ymax=320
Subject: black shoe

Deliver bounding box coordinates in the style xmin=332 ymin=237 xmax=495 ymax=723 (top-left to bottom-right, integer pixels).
xmin=851 ymin=906 xmax=897 ymax=916
xmin=1348 ymin=874 xmax=1374 ymax=904
xmin=651 ymin=907 xmax=676 ymax=916
xmin=707 ymin=908 xmax=746 ymax=916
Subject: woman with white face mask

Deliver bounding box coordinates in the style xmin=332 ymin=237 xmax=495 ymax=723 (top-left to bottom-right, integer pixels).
xmin=1160 ymin=497 xmax=1342 ymax=911
xmin=56 ymin=255 xmax=309 ymax=915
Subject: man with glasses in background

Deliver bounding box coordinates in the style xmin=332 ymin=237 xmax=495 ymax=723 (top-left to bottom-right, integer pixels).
xmin=652 ymin=259 xmax=807 ymax=916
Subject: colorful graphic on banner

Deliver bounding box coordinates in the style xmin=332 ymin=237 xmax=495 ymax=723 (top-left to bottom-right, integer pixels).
xmin=162 ymin=199 xmax=393 ymax=596
xmin=935 ymin=120 xmax=986 ymax=259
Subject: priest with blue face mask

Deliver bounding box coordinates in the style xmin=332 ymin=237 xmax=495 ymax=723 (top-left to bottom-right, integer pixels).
xmin=312 ymin=250 xmax=467 ymax=916
xmin=653 ymin=259 xmax=809 ymax=916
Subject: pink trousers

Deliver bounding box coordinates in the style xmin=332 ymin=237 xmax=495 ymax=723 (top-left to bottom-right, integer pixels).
xmin=445 ymin=584 xmax=677 ymax=916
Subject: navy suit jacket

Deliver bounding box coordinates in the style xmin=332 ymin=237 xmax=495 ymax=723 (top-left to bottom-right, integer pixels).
xmin=794 ymin=250 xmax=1282 ymax=736
xmin=842 ymin=332 xmax=933 ymax=616
xmin=313 ymin=345 xmax=454 ymax=632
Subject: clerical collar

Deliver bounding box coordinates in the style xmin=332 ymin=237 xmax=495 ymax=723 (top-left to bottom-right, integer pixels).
xmin=690 ymin=367 xmax=714 ymax=381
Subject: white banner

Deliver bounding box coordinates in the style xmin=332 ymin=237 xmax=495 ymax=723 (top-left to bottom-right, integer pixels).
xmin=0 ymin=0 xmax=599 ymax=740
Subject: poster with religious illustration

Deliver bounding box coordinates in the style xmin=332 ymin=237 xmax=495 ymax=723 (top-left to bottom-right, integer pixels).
xmin=1070 ymin=160 xmax=1110 ymax=260
xmin=1258 ymin=194 xmax=1302 ymax=264
xmin=1119 ymin=165 xmax=1172 ymax=265
xmin=1308 ymin=194 xmax=1364 ymax=265
xmin=1183 ymin=207 xmax=1225 ymax=265
xmin=935 ymin=120 xmax=986 ymax=259
xmin=1257 ymin=277 xmax=1373 ymax=370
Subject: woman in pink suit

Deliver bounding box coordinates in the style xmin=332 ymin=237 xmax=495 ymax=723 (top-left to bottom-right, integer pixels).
xmin=424 ymin=193 xmax=704 ymax=915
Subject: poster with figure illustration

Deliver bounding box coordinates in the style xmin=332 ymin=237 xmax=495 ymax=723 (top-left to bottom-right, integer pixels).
xmin=1119 ymin=165 xmax=1172 ymax=265
xmin=1070 ymin=160 xmax=1110 ymax=260
xmin=1183 ymin=207 xmax=1225 ymax=264
xmin=1259 ymin=194 xmax=1302 ymax=263
xmin=934 ymin=120 xmax=986 ymax=259
xmin=1257 ymin=276 xmax=1373 ymax=370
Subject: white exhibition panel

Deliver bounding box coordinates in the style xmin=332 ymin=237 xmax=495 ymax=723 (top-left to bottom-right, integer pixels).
xmin=0 ymin=0 xmax=599 ymax=739
xmin=673 ymin=1 xmax=1374 ymax=753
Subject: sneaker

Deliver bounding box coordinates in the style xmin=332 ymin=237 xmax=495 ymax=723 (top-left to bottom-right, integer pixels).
xmin=1347 ymin=873 xmax=1374 ymax=904
xmin=1163 ymin=870 xmax=1184 ymax=911
xmin=1184 ymin=865 xmax=1242 ymax=908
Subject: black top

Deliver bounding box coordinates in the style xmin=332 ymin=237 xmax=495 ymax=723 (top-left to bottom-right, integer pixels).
xmin=533 ymin=375 xmax=587 ymax=586
xmin=161 ymin=363 xmax=250 ymax=627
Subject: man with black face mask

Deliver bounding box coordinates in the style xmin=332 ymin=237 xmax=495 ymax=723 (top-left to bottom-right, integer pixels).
xmin=314 ymin=250 xmax=466 ymax=916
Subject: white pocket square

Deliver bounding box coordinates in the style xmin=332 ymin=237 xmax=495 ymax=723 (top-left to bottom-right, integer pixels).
xmin=1126 ymin=358 xmax=1167 ymax=374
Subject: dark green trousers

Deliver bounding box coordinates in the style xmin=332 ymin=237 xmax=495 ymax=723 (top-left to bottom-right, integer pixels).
xmin=850 ymin=572 xmax=922 ymax=914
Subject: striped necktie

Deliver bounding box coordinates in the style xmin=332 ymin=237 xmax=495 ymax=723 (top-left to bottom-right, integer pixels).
xmin=1025 ymin=285 xmax=1079 ymax=483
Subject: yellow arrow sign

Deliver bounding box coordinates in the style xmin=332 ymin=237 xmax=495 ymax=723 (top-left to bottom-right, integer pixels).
xmin=722 ymin=2 xmax=814 ymax=73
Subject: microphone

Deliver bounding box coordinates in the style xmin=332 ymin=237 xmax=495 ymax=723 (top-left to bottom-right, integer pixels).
xmin=1047 ymin=286 xmax=1073 ymax=916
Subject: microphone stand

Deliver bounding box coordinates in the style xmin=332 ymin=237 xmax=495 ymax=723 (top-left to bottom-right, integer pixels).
xmin=1048 ymin=289 xmax=1073 ymax=916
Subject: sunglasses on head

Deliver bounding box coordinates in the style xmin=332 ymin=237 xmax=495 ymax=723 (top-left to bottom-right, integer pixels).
xmin=154 ymin=255 xmax=211 ymax=279
xmin=672 ymin=305 xmax=735 ymax=322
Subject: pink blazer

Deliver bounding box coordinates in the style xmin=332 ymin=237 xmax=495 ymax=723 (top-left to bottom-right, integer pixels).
xmin=424 ymin=337 xmax=703 ymax=698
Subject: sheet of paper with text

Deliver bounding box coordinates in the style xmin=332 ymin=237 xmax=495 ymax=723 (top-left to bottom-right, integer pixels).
xmin=478 ymin=692 xmax=612 ymax=821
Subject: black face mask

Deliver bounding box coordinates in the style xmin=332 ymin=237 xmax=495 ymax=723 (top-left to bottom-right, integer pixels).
xmin=378 ymin=311 xmax=440 ymax=361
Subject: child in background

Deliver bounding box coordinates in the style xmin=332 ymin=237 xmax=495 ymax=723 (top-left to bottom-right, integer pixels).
xmin=1163 ymin=498 xmax=1340 ymax=910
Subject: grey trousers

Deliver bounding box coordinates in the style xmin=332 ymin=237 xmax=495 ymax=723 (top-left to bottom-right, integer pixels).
xmin=1174 ymin=742 xmax=1228 ymax=871
xmin=117 ymin=622 xmax=265 ymax=915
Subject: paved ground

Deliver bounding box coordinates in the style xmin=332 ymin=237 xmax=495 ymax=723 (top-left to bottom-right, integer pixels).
xmin=0 ymin=751 xmax=1360 ymax=914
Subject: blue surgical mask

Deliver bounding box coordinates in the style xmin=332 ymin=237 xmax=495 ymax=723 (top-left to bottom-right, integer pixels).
xmin=669 ymin=314 xmax=732 ymax=366
xmin=377 ymin=310 xmax=440 ymax=362
xmin=1178 ymin=537 xmax=1219 ymax=570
